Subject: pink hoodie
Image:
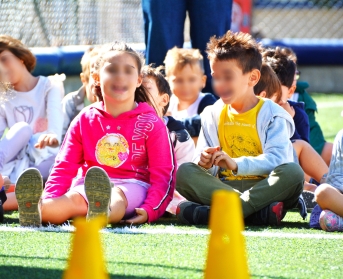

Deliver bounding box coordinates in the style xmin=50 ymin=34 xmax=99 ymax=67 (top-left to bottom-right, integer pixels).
xmin=44 ymin=102 xmax=176 ymax=222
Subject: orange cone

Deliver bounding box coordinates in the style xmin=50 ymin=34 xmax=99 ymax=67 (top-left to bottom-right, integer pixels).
xmin=204 ymin=190 xmax=249 ymax=279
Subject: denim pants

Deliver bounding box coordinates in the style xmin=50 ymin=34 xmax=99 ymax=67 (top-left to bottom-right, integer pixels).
xmin=142 ymin=0 xmax=233 ymax=93
xmin=176 ymin=162 xmax=304 ymax=218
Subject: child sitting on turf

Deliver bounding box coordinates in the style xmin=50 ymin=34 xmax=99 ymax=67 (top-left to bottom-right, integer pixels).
xmin=283 ymin=47 xmax=333 ymax=166
xmin=254 ymin=62 xmax=328 ymax=209
xmin=262 ymin=49 xmax=329 ymax=187
xmin=0 ymin=35 xmax=63 ymax=191
xmin=175 ymin=31 xmax=304 ymax=226
xmin=13 ymin=42 xmax=176 ymax=227
xmin=142 ymin=65 xmax=195 ymax=214
xmin=164 ymin=47 xmax=217 ymax=139
xmin=310 ymin=129 xmax=343 ymax=232
xmin=62 ymin=47 xmax=99 ymax=140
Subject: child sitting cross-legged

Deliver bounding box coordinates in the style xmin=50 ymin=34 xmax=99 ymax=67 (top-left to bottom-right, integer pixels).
xmin=164 ymin=47 xmax=217 ymax=142
xmin=175 ymin=31 xmax=304 ymax=226
xmin=254 ymin=62 xmax=328 ymax=210
xmin=13 ymin=42 xmax=176 ymax=226
xmin=142 ymin=65 xmax=195 ymax=214
xmin=310 ymin=129 xmax=343 ymax=232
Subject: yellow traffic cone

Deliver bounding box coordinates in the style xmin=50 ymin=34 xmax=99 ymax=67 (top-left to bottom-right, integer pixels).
xmin=63 ymin=216 xmax=109 ymax=279
xmin=204 ymin=190 xmax=250 ymax=279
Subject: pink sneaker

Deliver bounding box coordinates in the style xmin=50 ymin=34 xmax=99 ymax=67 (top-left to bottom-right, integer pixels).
xmin=319 ymin=210 xmax=343 ymax=232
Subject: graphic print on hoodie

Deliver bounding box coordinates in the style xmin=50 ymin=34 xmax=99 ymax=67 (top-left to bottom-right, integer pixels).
xmin=44 ymin=102 xmax=176 ymax=222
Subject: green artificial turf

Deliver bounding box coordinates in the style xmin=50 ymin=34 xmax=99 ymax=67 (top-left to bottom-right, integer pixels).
xmin=311 ymin=93 xmax=343 ymax=142
xmin=0 ymin=93 xmax=343 ymax=279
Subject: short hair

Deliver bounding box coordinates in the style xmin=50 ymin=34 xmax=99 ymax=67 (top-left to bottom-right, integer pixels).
xmin=80 ymin=46 xmax=100 ymax=82
xmin=262 ymin=47 xmax=296 ymax=88
xmin=142 ymin=64 xmax=172 ymax=115
xmin=0 ymin=35 xmax=36 ymax=72
xmin=280 ymin=47 xmax=297 ymax=63
xmin=254 ymin=63 xmax=282 ymax=103
xmin=164 ymin=47 xmax=204 ymax=76
xmin=206 ymin=30 xmax=262 ymax=73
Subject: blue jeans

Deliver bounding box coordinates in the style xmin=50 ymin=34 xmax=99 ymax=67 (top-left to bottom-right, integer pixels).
xmin=142 ymin=0 xmax=233 ymax=93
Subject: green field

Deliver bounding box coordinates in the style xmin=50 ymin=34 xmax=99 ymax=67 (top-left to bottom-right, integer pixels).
xmin=0 ymin=93 xmax=342 ymax=279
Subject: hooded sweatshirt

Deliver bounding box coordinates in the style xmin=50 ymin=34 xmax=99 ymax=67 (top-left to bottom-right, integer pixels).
xmin=194 ymin=98 xmax=295 ymax=176
xmin=44 ymin=102 xmax=176 ymax=222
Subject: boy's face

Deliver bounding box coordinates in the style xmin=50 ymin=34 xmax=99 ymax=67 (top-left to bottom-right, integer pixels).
xmin=143 ymin=77 xmax=169 ymax=118
xmin=168 ymin=64 xmax=206 ymax=103
xmin=210 ymin=59 xmax=259 ymax=104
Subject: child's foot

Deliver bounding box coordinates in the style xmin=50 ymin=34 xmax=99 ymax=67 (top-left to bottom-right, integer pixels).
xmin=84 ymin=166 xmax=111 ymax=220
xmin=15 ymin=168 xmax=43 ymax=227
xmin=310 ymin=204 xmax=323 ymax=229
xmin=245 ymin=202 xmax=284 ymax=226
xmin=302 ymin=190 xmax=317 ymax=210
xmin=176 ymin=201 xmax=210 ymax=225
xmin=319 ymin=210 xmax=343 ymax=232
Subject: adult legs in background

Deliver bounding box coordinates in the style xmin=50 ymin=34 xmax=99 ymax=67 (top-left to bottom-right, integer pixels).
xmin=142 ymin=0 xmax=186 ymax=67
xmin=0 ymin=122 xmax=32 ymax=170
xmin=187 ymin=0 xmax=232 ymax=93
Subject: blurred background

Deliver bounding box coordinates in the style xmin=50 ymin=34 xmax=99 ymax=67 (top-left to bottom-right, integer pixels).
xmin=1 ymin=0 xmax=342 ymax=94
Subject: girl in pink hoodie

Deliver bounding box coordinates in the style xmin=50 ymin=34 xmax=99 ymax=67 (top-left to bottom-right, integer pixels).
xmin=13 ymin=42 xmax=176 ymax=226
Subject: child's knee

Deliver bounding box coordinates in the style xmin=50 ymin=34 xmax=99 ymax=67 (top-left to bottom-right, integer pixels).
xmin=280 ymin=162 xmax=304 ymax=182
xmin=12 ymin=122 xmax=32 ymax=140
xmin=315 ymin=183 xmax=333 ymax=205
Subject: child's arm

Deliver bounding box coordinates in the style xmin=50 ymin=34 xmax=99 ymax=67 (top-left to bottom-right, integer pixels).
xmin=173 ymin=130 xmax=195 ymax=166
xmin=138 ymin=125 xmax=176 ymax=223
xmin=43 ymin=115 xmax=84 ymax=199
xmin=36 ymin=80 xmax=63 ymax=149
xmin=0 ymin=107 xmax=7 ymax=138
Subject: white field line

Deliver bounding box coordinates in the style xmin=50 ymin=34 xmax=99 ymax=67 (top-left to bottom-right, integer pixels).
xmin=0 ymin=225 xmax=343 ymax=239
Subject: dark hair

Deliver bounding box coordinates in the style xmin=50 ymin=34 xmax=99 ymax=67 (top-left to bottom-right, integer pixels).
xmin=206 ymin=30 xmax=262 ymax=73
xmin=142 ymin=64 xmax=172 ymax=115
xmin=94 ymin=42 xmax=155 ymax=110
xmin=262 ymin=47 xmax=296 ymax=88
xmin=254 ymin=63 xmax=282 ymax=103
xmin=0 ymin=35 xmax=36 ymax=72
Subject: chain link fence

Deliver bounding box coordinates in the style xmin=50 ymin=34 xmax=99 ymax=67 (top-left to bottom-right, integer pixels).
xmin=0 ymin=0 xmax=342 ymax=47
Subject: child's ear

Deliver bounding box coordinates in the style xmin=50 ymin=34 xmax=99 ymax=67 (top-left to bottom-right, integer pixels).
xmin=137 ymin=74 xmax=143 ymax=88
xmin=201 ymin=75 xmax=207 ymax=89
xmin=160 ymin=93 xmax=170 ymax=107
xmin=248 ymin=69 xmax=261 ymax=87
xmin=80 ymin=73 xmax=87 ymax=85
xmin=288 ymin=85 xmax=296 ymax=98
xmin=258 ymin=91 xmax=267 ymax=98
xmin=91 ymin=72 xmax=100 ymax=85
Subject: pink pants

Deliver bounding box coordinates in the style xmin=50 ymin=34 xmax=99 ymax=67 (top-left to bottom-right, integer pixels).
xmin=70 ymin=178 xmax=147 ymax=219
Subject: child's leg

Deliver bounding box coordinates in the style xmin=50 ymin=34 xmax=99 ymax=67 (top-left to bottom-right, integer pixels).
xmin=315 ymin=183 xmax=343 ymax=216
xmin=35 ymin=155 xmax=56 ymax=181
xmin=3 ymin=192 xmax=17 ymax=210
xmin=41 ymin=191 xmax=88 ymax=224
xmin=293 ymin=139 xmax=328 ymax=182
xmin=107 ymin=187 xmax=127 ymax=223
xmin=0 ymin=122 xmax=32 ymax=169
xmin=321 ymin=142 xmax=333 ymax=166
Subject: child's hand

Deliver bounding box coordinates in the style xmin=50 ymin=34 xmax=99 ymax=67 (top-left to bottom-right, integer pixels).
xmin=280 ymin=101 xmax=295 ymax=118
xmin=198 ymin=146 xmax=221 ymax=169
xmin=211 ymin=150 xmax=238 ymax=172
xmin=34 ymin=134 xmax=59 ymax=149
xmin=124 ymin=208 xmax=148 ymax=224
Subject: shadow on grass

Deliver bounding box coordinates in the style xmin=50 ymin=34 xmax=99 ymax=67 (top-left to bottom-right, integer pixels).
xmin=0 ymin=265 xmax=166 ymax=279
xmin=251 ymin=275 xmax=292 ymax=279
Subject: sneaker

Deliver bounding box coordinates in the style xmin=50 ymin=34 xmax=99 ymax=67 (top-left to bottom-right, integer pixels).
xmin=309 ymin=204 xmax=323 ymax=229
xmin=245 ymin=202 xmax=284 ymax=226
xmin=176 ymin=201 xmax=210 ymax=225
xmin=297 ymin=195 xmax=308 ymax=220
xmin=15 ymin=168 xmax=43 ymax=227
xmin=319 ymin=210 xmax=343 ymax=232
xmin=302 ymin=191 xmax=317 ymax=211
xmin=84 ymin=166 xmax=111 ymax=220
